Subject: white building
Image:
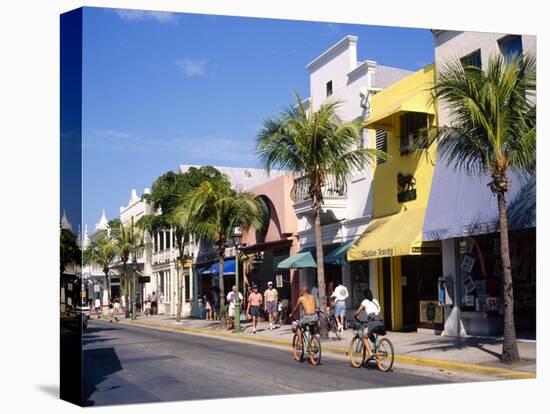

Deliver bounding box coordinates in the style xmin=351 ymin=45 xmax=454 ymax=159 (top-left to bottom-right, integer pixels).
xmin=295 ymin=36 xmax=412 ymax=311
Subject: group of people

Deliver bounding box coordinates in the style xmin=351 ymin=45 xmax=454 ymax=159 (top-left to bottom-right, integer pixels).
xmin=202 ymin=281 xmax=289 ymax=334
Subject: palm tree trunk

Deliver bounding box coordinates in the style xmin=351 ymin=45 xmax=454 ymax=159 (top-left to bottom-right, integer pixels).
xmin=218 ymin=254 xmax=225 ymax=306
xmin=123 ymin=264 xmax=130 ymax=319
xmin=313 ymin=194 xmax=328 ymax=339
xmin=497 ymin=191 xmax=520 ymax=363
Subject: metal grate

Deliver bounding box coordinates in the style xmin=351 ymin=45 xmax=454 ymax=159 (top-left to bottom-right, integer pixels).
xmin=376 ymin=130 xmax=388 ymax=164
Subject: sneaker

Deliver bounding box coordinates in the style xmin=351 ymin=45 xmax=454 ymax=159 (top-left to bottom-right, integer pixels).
xmin=253 ymin=328 xmax=257 ymax=334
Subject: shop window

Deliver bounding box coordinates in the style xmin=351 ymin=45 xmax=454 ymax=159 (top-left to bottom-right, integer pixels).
xmin=326 ymin=80 xmax=333 ymax=97
xmin=376 ymin=130 xmax=388 ymax=164
xmin=399 ymin=112 xmax=428 ymax=155
xmin=498 ymin=35 xmax=523 ymax=62
xmin=460 ymin=49 xmax=482 ymax=69
xmin=350 ymin=261 xmax=370 ymax=308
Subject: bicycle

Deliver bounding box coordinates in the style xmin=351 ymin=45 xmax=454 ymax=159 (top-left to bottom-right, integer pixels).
xmin=317 ymin=309 xmax=342 ymax=341
xmin=348 ymin=317 xmax=394 ymax=372
xmin=290 ymin=316 xmax=322 ymax=366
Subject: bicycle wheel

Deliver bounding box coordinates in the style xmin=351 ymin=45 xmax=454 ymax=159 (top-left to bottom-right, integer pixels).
xmin=308 ymin=334 xmax=322 ymax=366
xmin=375 ymin=337 xmax=395 ymax=372
xmin=348 ymin=336 xmax=365 ymax=368
xmin=292 ymin=333 xmax=304 ymax=362
xmin=329 ymin=317 xmax=341 ymax=341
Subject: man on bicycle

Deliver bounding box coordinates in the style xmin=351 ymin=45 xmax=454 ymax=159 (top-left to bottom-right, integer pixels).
xmin=289 ymin=287 xmax=318 ymax=334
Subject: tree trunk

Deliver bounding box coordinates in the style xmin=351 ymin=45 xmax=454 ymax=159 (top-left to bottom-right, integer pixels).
xmin=218 ymin=254 xmax=225 ymax=306
xmin=497 ymin=191 xmax=520 ymax=364
xmin=123 ymin=264 xmax=130 ymax=319
xmin=313 ymin=195 xmax=328 ymax=339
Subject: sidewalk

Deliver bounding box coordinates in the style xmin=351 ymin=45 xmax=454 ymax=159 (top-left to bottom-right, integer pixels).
xmin=110 ymin=314 xmax=536 ymax=379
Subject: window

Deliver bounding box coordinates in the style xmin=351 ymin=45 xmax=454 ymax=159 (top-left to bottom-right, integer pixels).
xmin=376 ymin=130 xmax=388 ymax=164
xmin=460 ymin=49 xmax=482 ymax=68
xmin=399 ymin=112 xmax=428 ymax=155
xmin=498 ymin=35 xmax=523 ymax=61
xmin=185 ymin=273 xmax=191 ymax=302
xmin=326 ymin=80 xmax=333 ymax=97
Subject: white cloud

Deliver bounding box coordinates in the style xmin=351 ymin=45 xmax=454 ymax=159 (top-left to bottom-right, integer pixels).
xmin=114 ymin=9 xmax=178 ymax=24
xmin=84 ymin=129 xmax=257 ymax=164
xmin=175 ymin=58 xmax=207 ymax=77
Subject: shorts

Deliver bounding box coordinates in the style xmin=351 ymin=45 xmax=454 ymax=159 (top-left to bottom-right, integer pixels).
xmin=228 ymin=306 xmax=235 ymax=317
xmin=300 ymin=313 xmax=319 ymax=327
xmin=267 ymin=302 xmax=278 ymax=314
xmin=250 ymin=306 xmax=260 ymax=317
xmin=334 ymin=301 xmax=346 ymax=317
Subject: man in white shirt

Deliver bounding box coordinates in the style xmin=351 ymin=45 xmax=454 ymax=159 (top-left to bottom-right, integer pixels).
xmin=330 ymin=283 xmax=349 ymax=332
xmin=226 ymin=285 xmax=243 ymax=330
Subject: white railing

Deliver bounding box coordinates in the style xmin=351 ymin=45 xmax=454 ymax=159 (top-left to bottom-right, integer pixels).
xmin=290 ymin=175 xmax=347 ymax=204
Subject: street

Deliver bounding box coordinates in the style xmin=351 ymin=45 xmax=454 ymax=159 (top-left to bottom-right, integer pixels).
xmin=83 ymin=320 xmax=463 ymax=406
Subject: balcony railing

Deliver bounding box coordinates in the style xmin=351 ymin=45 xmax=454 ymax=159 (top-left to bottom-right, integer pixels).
xmin=290 ymin=175 xmax=347 ymax=204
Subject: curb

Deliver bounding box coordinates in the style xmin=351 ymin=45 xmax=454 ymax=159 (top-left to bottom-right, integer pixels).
xmin=116 ymin=319 xmax=536 ymax=380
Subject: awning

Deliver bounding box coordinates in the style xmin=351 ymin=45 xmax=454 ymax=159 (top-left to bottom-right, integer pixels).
xmin=347 ymin=208 xmax=440 ymax=261
xmin=323 ymin=239 xmax=357 ymax=265
xmin=277 ymin=252 xmax=317 ymax=269
xmin=423 ymin=156 xmax=536 ymax=241
xmin=364 ymin=94 xmax=435 ymax=131
xmin=200 ymin=259 xmax=236 ymax=276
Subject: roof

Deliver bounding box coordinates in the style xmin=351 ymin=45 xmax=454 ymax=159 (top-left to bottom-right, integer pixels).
xmin=373 ymin=65 xmax=414 ymax=89
xmin=179 ymin=165 xmax=285 ymax=192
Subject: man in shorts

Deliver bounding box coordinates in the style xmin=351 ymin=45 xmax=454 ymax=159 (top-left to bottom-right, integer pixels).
xmin=264 ymin=281 xmax=279 ymax=330
xmin=226 ymin=285 xmax=243 ymax=330
xmin=289 ymin=287 xmax=319 ymax=341
xmin=246 ymin=284 xmax=263 ymax=334
xmin=330 ymin=283 xmax=349 ymax=332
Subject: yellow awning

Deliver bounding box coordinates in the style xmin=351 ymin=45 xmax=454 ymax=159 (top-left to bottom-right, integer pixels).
xmin=364 ymin=94 xmax=435 ymax=131
xmin=347 ymin=208 xmax=440 ymax=261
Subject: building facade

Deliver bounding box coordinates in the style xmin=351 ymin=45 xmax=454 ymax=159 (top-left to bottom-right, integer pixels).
xmin=347 ymin=64 xmax=440 ymax=332
xmin=294 ymin=36 xmax=413 ymax=315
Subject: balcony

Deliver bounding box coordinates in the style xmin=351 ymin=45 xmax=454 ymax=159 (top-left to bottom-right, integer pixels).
xmin=291 ymin=175 xmax=348 ymax=219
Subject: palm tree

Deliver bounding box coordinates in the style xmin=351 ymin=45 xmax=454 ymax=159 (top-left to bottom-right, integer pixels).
xmin=432 ymin=54 xmax=536 ymax=364
xmin=256 ymin=93 xmax=381 ymax=337
xmin=187 ymin=181 xmax=264 ymax=310
xmin=110 ymin=218 xmax=145 ymax=318
xmin=83 ymin=232 xmax=118 ymax=306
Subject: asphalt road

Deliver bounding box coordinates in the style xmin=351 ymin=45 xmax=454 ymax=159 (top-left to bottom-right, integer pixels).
xmin=83 ymin=320 xmax=460 ymax=406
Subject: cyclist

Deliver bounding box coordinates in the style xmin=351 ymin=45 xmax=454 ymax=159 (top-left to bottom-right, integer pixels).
xmin=289 ymin=287 xmax=318 ymax=337
xmin=354 ymin=288 xmax=381 ymax=342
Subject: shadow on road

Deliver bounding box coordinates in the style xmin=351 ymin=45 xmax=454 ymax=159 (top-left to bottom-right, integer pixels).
xmin=83 ymin=347 xmax=123 ymax=406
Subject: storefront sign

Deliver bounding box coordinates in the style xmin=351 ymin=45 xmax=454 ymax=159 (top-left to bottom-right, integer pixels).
xmin=276 ymin=274 xmax=283 ymax=288
xmin=419 ymin=301 xmax=443 ymax=324
xmin=138 ymin=276 xmax=151 ymax=283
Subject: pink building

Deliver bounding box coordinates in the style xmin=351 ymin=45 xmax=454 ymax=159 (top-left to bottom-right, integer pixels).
xmin=241 ymin=175 xmax=300 ymax=309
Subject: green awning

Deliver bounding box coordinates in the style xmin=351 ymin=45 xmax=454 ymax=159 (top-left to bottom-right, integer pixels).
xmin=323 ymin=239 xmax=357 ymax=265
xmin=277 ymin=252 xmax=317 ymax=269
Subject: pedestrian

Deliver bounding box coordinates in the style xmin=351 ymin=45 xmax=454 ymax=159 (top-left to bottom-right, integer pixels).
xmin=226 ymin=285 xmax=243 ymax=330
xmin=210 ymin=286 xmax=220 ymax=320
xmin=264 ymin=281 xmax=279 ymax=330
xmin=113 ymin=296 xmax=121 ymax=321
xmin=151 ymin=291 xmax=158 ymax=315
xmin=278 ymin=297 xmax=290 ymax=325
xmin=246 ymin=284 xmax=263 ymax=334
xmin=144 ymin=294 xmax=152 ymax=316
xmin=204 ymin=294 xmax=213 ymax=321
xmin=330 ymin=282 xmax=349 ymax=332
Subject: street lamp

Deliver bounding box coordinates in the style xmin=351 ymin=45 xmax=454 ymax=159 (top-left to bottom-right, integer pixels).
xmin=131 ymin=254 xmax=137 ymax=320
xmin=232 ymin=226 xmax=243 ymax=333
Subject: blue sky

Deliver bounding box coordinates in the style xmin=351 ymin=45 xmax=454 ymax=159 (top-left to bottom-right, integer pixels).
xmin=80 ymin=7 xmax=434 ymax=231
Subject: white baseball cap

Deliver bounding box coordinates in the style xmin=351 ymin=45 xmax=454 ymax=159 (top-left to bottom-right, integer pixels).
xmin=267 ymin=281 xmax=273 ymax=285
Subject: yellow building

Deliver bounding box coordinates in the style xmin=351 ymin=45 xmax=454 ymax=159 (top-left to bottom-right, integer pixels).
xmin=348 ymin=64 xmax=442 ymax=332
